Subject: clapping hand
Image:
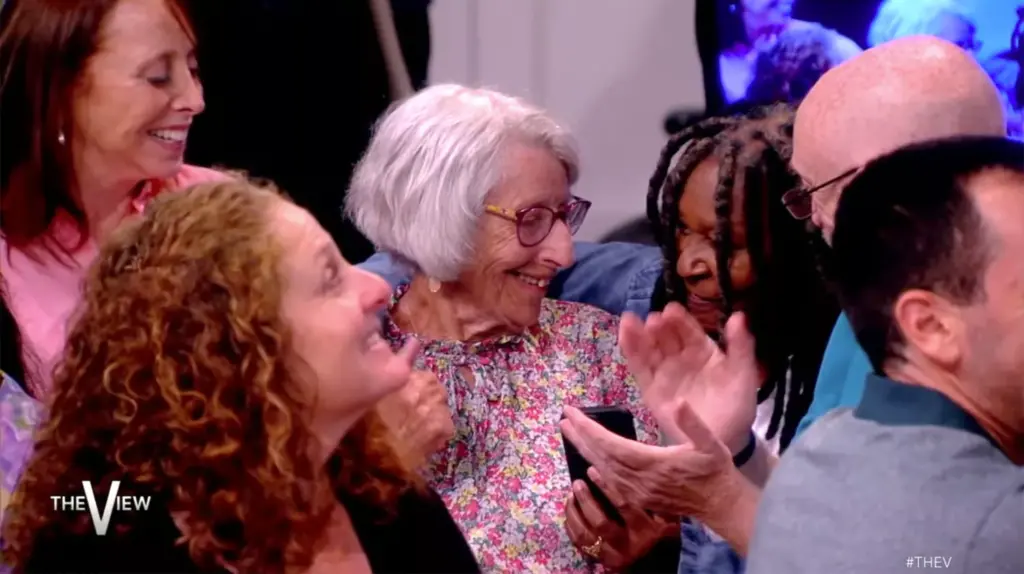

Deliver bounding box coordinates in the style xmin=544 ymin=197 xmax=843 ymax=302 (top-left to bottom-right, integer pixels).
xmin=560 ymin=400 xmax=741 ymax=522
xmin=618 ymin=303 xmax=760 ymax=454
xmin=558 ymin=304 xmax=767 ymax=555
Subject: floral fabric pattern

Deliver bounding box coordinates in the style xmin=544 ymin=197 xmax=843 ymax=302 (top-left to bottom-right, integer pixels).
xmin=1 ymin=373 xmax=43 ymax=521
xmin=383 ymin=285 xmax=660 ymax=573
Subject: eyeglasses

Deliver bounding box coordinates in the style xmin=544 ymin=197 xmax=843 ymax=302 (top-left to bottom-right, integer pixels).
xmin=781 ymin=167 xmax=859 ymax=220
xmin=484 ymin=196 xmax=592 ymax=247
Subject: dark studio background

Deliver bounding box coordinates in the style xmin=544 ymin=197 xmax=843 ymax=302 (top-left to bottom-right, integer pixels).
xmin=185 ymin=0 xmax=432 ymax=264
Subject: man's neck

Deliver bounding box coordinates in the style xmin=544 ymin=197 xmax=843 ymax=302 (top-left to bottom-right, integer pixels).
xmin=887 ymin=362 xmax=1024 ymax=464
xmin=394 ymin=275 xmax=511 ymax=342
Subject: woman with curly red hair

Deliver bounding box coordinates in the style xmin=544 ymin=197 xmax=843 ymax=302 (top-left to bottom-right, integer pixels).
xmin=1 ymin=180 xmax=479 ymax=573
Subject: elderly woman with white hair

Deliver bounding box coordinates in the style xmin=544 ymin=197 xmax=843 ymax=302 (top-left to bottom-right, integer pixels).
xmin=345 ymin=84 xmax=681 ymax=573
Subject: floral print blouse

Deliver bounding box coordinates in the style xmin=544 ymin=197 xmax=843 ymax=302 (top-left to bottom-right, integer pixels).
xmin=1 ymin=373 xmax=43 ymax=522
xmin=383 ymin=285 xmax=660 ymax=573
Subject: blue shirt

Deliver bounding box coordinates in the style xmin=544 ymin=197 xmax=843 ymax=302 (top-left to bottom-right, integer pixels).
xmin=793 ymin=313 xmax=873 ymax=438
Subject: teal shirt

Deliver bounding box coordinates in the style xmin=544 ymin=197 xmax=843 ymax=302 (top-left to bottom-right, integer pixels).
xmin=795 ymin=313 xmax=873 ymax=437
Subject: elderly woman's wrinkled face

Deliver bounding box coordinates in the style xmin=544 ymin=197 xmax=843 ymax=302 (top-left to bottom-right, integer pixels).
xmin=272 ymin=200 xmax=411 ymax=420
xmin=463 ymin=144 xmax=575 ymax=330
xmin=71 ymin=0 xmax=204 ymax=185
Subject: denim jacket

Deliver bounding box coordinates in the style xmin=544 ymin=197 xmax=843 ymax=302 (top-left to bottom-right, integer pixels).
xmin=358 ymin=241 xmax=747 ymax=574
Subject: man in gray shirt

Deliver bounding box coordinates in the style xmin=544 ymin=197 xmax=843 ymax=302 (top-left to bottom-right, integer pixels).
xmin=746 ymin=136 xmax=1024 ymax=573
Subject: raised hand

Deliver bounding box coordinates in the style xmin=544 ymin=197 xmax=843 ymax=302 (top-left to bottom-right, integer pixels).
xmin=560 ymin=402 xmax=760 ymax=554
xmin=376 ymin=368 xmax=455 ymax=467
xmin=619 ymin=303 xmax=759 ymax=454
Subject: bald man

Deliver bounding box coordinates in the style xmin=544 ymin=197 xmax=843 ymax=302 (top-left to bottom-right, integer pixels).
xmin=747 ymin=134 xmax=1024 ymax=573
xmin=792 ymin=35 xmax=1006 ymax=439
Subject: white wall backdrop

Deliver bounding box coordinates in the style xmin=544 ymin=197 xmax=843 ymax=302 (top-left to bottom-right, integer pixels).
xmin=427 ymin=0 xmax=707 ymax=240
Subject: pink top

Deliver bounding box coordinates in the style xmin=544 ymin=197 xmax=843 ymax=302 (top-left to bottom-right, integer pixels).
xmin=0 ymin=165 xmax=227 ymax=397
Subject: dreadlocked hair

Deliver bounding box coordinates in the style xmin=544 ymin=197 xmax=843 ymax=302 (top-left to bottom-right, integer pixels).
xmin=647 ymin=104 xmax=839 ymax=450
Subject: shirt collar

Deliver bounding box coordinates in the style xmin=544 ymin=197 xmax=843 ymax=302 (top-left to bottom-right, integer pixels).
xmin=854 ymin=374 xmax=997 ymax=447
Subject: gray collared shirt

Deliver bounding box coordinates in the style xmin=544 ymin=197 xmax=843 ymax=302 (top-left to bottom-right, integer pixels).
xmin=747 ymin=375 xmax=1024 ymax=574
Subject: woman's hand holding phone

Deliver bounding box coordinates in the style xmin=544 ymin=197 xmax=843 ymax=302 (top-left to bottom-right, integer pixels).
xmin=564 ymin=468 xmax=676 ymax=569
xmin=561 ymin=405 xmax=674 ymax=568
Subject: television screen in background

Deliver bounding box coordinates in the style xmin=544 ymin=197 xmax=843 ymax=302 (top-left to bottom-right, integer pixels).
xmin=710 ymin=0 xmax=1023 ymax=138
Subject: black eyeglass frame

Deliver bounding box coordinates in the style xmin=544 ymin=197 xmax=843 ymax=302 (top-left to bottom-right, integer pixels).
xmin=781 ymin=167 xmax=859 ymax=220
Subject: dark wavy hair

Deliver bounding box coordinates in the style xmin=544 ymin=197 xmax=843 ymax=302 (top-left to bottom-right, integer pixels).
xmin=2 ymin=179 xmax=416 ymax=572
xmin=647 ymin=105 xmax=839 ymax=449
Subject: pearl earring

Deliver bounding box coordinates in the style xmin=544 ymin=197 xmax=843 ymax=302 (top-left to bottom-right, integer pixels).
xmin=57 ymin=131 xmax=66 ymax=145
xmin=428 ymin=277 xmax=442 ymax=293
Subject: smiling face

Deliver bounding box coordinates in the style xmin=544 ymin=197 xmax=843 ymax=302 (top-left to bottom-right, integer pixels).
xmin=70 ymin=0 xmax=204 ymax=186
xmin=675 ymin=156 xmax=754 ymax=332
xmin=953 ymin=171 xmax=1024 ymax=432
xmin=459 ymin=143 xmax=575 ymax=332
xmin=272 ymin=200 xmax=411 ymax=421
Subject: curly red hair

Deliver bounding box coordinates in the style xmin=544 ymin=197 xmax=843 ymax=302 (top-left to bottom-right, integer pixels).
xmin=2 ymin=179 xmax=416 ymax=572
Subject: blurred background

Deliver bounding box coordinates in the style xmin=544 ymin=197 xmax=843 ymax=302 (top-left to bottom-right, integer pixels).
xmin=183 ymin=0 xmax=1023 ymax=262
xmin=427 ymin=0 xmax=705 ymax=243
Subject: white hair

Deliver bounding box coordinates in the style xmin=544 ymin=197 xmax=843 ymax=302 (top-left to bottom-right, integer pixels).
xmin=867 ymin=0 xmax=974 ymax=48
xmin=345 ymin=84 xmax=580 ymax=281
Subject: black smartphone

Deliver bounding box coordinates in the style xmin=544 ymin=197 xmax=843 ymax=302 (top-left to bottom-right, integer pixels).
xmin=561 ymin=405 xmax=637 ymax=526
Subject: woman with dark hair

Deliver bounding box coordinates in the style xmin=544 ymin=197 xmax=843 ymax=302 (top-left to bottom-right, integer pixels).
xmin=647 ymin=104 xmax=837 ymax=452
xmin=638 ymin=105 xmax=839 ymax=574
xmin=555 ymin=106 xmax=839 ymax=574
xmin=2 ymin=180 xmax=479 ymax=573
xmin=0 ymin=0 xmax=227 ymax=397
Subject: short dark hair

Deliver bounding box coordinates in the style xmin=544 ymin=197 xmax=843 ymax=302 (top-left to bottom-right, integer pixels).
xmin=831 ymin=136 xmax=1024 ymax=372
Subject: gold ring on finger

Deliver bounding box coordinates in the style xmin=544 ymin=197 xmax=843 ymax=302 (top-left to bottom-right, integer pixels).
xmin=581 ymin=536 xmax=603 ymax=560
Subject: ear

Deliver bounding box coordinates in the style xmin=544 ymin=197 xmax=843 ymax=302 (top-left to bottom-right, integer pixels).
xmin=892 ymin=289 xmax=965 ymax=369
